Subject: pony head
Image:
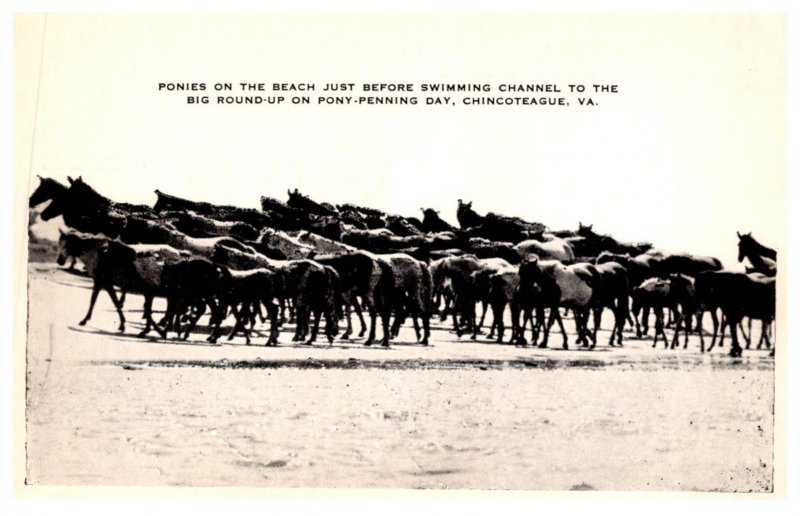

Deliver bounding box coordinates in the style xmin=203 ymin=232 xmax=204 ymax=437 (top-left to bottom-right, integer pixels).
xmin=737 ymin=231 xmax=753 ymax=262
xmin=29 ymin=176 xmax=68 ymax=208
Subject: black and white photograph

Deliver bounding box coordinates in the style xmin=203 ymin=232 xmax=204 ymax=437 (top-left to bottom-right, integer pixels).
xmin=10 ymin=8 xmax=793 ymax=502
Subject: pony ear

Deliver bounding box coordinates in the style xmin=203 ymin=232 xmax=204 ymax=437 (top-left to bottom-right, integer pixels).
xmin=67 ymin=176 xmax=75 ymax=184
xmin=737 ymin=231 xmax=742 ymax=238
xmin=37 ymin=175 xmax=43 ymax=181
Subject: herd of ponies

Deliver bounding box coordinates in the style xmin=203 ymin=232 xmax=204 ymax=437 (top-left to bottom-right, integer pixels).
xmin=29 ymin=175 xmax=777 ymax=357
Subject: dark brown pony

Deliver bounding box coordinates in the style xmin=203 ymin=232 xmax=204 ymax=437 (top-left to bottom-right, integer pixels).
xmin=737 ymin=231 xmax=777 ymax=277
xmin=29 ymin=176 xmax=68 ymax=208
xmin=420 ymin=208 xmax=457 ymax=233
xmin=38 ymin=176 xmax=129 ymax=237
xmin=695 ymin=271 xmax=775 ymax=356
xmin=286 ymin=188 xmax=338 ymax=216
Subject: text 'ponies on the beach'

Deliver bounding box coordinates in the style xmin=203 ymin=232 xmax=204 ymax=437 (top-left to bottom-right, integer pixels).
xmin=156 ymin=82 xmax=620 ymax=108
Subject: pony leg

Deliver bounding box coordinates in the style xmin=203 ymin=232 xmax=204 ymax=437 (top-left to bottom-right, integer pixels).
xmin=680 ymin=311 xmax=691 ymax=349
xmin=142 ymin=295 xmax=163 ymax=338
xmin=227 ymin=303 xmax=247 ymax=343
xmin=660 ymin=309 xmax=670 ymax=348
xmin=538 ymin=306 xmax=556 ymax=348
xmin=555 ymin=309 xmax=569 ymax=350
xmin=615 ymin=298 xmax=628 ymax=346
xmin=715 ymin=313 xmax=727 ymax=351
xmin=573 ymin=309 xmax=586 ymax=346
xmin=391 ymin=300 xmax=407 ymax=339
xmin=652 ymin=308 xmax=661 ymax=348
xmin=79 ymin=284 xmax=103 ymax=327
xmin=352 ymin=296 xmax=367 ymax=338
xmin=740 ymin=319 xmax=752 ymax=349
xmin=492 ymin=301 xmax=506 ymax=343
xmin=279 ymin=298 xmax=287 ymax=324
xmin=365 ymin=305 xmax=378 ymax=346
xmin=591 ymin=307 xmax=602 ymax=348
xmin=324 ymin=303 xmax=337 ymax=345
xmin=342 ymin=302 xmax=353 ymax=340
xmin=412 ymin=312 xmax=422 ymax=342
xmin=728 ymin=316 xmax=743 ymax=357
xmin=304 ymin=306 xmax=321 ymax=345
xmin=267 ymin=302 xmax=280 ymax=345
xmin=105 ymin=285 xmax=126 ymax=333
xmin=533 ymin=305 xmax=545 ymax=345
xmin=671 ymin=310 xmax=683 ymax=349
xmin=710 ymin=310 xmax=720 ymax=350
xmin=380 ymin=304 xmax=392 ymax=347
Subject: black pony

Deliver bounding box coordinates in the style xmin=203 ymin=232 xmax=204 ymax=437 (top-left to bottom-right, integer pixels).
xmin=737 ymin=231 xmax=777 ymax=277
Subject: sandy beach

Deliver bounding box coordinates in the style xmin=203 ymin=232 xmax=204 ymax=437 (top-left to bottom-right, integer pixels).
xmin=24 ymin=264 xmax=775 ymax=491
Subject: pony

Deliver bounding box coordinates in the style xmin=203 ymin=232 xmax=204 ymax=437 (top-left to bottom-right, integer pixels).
xmin=514 ymin=237 xmax=575 ymax=263
xmin=286 ymin=188 xmax=338 ymax=216
xmin=162 ymin=210 xmax=260 ymax=241
xmin=76 ymin=238 xmax=192 ymax=337
xmin=737 ymin=231 xmax=777 ymax=277
xmin=158 ymin=259 xmax=232 ymax=342
xmin=630 ymin=277 xmax=675 ymax=348
xmin=517 ymin=258 xmax=601 ymax=349
xmin=223 ymin=268 xmax=282 ymax=346
xmin=28 ymin=176 xmax=68 ymax=208
xmin=380 ymin=253 xmax=432 ymax=345
xmin=420 ymin=208 xmax=457 ymax=233
xmin=456 ymin=199 xmax=485 ymax=229
xmin=576 ymin=223 xmax=653 ymax=257
xmin=38 ymin=176 xmax=129 ymax=237
xmin=211 ymin=244 xmax=339 ymax=345
xmin=696 ymin=271 xmax=775 ymax=357
xmin=312 ymin=253 xmax=395 ymax=347
xmin=56 ymin=228 xmax=109 ymax=274
xmin=430 ymin=255 xmax=510 ymax=338
xmin=119 ymin=217 xmax=255 ymax=259
xmin=593 ymin=262 xmax=631 ymax=346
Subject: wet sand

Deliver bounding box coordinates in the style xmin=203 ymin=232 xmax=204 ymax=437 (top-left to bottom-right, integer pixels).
xmin=24 ymin=264 xmax=775 ymax=490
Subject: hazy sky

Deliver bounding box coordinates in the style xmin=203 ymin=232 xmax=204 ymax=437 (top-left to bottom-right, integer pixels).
xmin=15 ymin=13 xmax=786 ymax=269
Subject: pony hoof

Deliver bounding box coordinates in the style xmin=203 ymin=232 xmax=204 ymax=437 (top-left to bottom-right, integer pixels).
xmin=470 ymin=335 xmax=477 ymax=341
xmin=79 ymin=319 xmax=88 ymax=326
xmin=382 ymin=342 xmax=390 ymax=348
xmin=118 ymin=326 xmax=125 ymax=333
xmin=538 ymin=343 xmax=548 ymax=349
